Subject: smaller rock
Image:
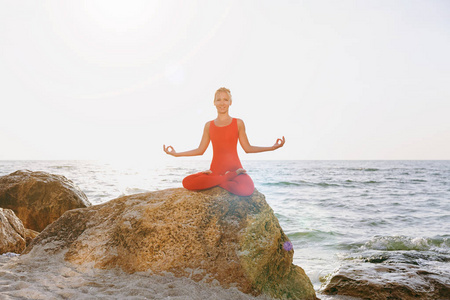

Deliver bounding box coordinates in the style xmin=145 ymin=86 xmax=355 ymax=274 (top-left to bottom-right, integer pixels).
xmin=321 ymin=262 xmax=450 ymax=300
xmin=0 ymin=208 xmax=26 ymax=254
xmin=0 ymin=170 xmax=91 ymax=232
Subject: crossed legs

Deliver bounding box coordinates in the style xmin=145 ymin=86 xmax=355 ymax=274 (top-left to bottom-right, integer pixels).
xmin=182 ymin=171 xmax=255 ymax=196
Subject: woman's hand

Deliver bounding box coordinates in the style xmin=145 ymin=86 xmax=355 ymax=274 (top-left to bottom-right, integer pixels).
xmin=272 ymin=136 xmax=285 ymax=150
xmin=163 ymin=145 xmax=177 ymax=156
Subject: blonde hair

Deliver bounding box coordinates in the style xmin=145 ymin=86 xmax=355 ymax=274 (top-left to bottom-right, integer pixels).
xmin=214 ymin=87 xmax=232 ymax=101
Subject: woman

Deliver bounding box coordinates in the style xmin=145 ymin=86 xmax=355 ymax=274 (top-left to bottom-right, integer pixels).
xmin=163 ymin=87 xmax=285 ymax=196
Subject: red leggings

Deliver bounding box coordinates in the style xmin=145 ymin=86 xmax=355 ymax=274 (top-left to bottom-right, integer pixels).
xmin=182 ymin=171 xmax=254 ymax=196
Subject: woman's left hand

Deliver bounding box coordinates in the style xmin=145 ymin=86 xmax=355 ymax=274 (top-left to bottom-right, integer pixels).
xmin=272 ymin=136 xmax=285 ymax=150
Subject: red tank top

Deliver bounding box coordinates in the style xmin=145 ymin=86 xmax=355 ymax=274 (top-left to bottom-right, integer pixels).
xmin=209 ymin=118 xmax=243 ymax=175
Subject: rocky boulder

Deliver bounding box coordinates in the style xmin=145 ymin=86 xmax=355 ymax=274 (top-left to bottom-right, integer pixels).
xmin=0 ymin=170 xmax=91 ymax=232
xmin=0 ymin=207 xmax=38 ymax=254
xmin=24 ymin=187 xmax=317 ymax=299
xmin=321 ymin=262 xmax=450 ymax=299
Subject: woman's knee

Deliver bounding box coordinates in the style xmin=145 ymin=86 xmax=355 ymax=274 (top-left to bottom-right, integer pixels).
xmin=239 ymin=181 xmax=255 ymax=196
xmin=229 ymin=175 xmax=255 ymax=196
xmin=182 ymin=173 xmax=218 ymax=190
xmin=240 ymin=176 xmax=255 ymax=196
xmin=182 ymin=174 xmax=198 ymax=190
xmin=238 ymin=187 xmax=254 ymax=196
xmin=182 ymin=178 xmax=191 ymax=190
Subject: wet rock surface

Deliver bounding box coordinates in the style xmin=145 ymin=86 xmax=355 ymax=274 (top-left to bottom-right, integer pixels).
xmin=24 ymin=187 xmax=317 ymax=299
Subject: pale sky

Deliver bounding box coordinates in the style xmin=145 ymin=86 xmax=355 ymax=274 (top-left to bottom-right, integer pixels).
xmin=1 ymin=0 xmax=449 ymax=162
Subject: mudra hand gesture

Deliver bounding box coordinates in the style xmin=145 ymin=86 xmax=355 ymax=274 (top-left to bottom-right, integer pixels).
xmin=163 ymin=145 xmax=177 ymax=156
xmin=272 ymin=136 xmax=285 ymax=150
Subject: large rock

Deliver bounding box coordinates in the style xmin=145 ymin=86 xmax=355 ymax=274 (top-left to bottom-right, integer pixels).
xmin=0 ymin=207 xmax=37 ymax=254
xmin=321 ymin=262 xmax=450 ymax=299
xmin=0 ymin=170 xmax=91 ymax=232
xmin=24 ymin=187 xmax=317 ymax=299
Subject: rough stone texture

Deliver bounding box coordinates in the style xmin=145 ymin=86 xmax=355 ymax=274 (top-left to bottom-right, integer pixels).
xmin=321 ymin=262 xmax=450 ymax=300
xmin=24 ymin=187 xmax=317 ymax=299
xmin=24 ymin=228 xmax=40 ymax=246
xmin=0 ymin=170 xmax=91 ymax=232
xmin=0 ymin=208 xmax=26 ymax=254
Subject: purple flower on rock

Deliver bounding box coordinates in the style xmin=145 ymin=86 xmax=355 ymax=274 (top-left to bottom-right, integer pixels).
xmin=283 ymin=241 xmax=293 ymax=251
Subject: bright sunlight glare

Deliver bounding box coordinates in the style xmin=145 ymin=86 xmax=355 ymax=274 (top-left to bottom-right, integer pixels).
xmin=83 ymin=0 xmax=159 ymax=32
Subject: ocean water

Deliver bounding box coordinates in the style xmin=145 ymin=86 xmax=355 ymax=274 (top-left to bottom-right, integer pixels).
xmin=1 ymin=160 xmax=449 ymax=299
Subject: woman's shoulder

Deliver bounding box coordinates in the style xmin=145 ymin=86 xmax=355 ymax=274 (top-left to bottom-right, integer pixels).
xmin=235 ymin=118 xmax=246 ymax=129
xmin=234 ymin=117 xmax=244 ymax=123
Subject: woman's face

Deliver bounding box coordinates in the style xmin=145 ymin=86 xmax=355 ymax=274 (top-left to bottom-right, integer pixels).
xmin=214 ymin=91 xmax=232 ymax=113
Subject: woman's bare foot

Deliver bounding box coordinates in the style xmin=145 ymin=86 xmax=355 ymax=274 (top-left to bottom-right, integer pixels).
xmin=224 ymin=169 xmax=246 ymax=178
xmin=236 ymin=168 xmax=247 ymax=175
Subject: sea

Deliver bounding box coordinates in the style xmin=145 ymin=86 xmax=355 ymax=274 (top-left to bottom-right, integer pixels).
xmin=0 ymin=160 xmax=449 ymax=299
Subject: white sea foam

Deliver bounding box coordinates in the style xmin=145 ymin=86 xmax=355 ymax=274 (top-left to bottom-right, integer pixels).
xmin=362 ymin=235 xmax=433 ymax=251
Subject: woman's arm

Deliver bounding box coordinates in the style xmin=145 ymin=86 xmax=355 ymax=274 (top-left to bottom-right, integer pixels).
xmin=237 ymin=119 xmax=285 ymax=154
xmin=164 ymin=122 xmax=211 ymax=157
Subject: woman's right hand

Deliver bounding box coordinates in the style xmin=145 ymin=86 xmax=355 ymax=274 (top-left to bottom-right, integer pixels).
xmin=163 ymin=145 xmax=177 ymax=156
